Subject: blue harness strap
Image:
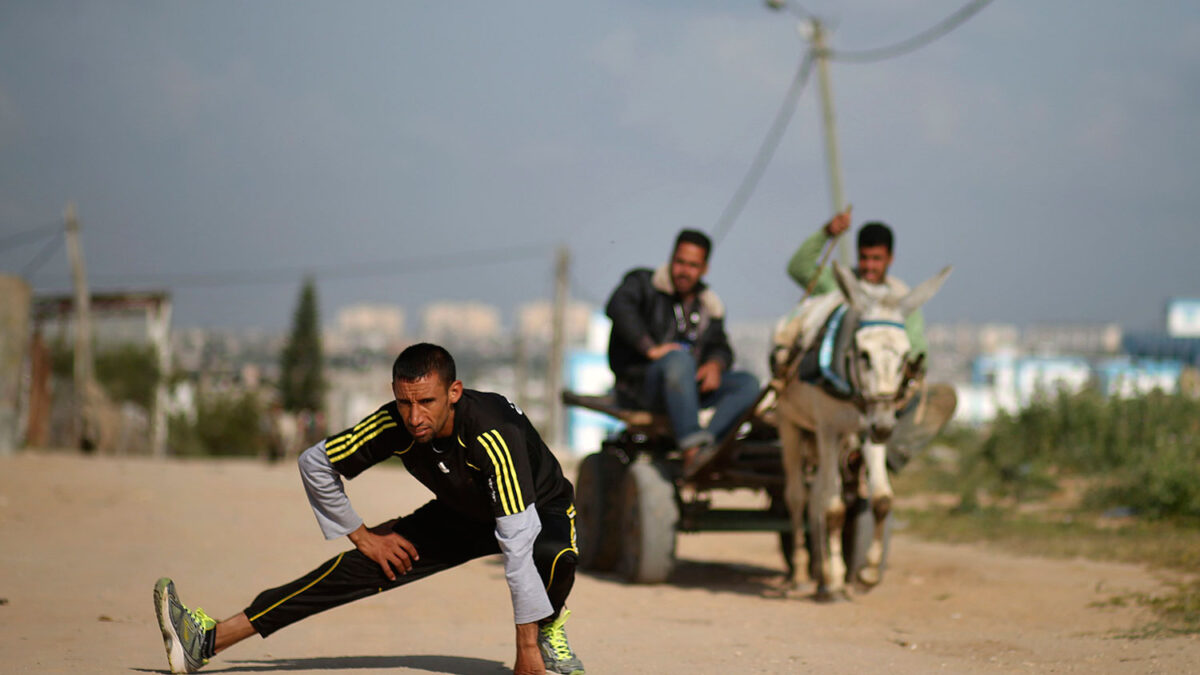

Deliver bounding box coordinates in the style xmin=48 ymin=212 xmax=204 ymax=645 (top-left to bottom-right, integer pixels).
xmin=818 ymin=305 xmax=852 ymax=397
xmin=858 ymin=319 xmax=906 ymax=330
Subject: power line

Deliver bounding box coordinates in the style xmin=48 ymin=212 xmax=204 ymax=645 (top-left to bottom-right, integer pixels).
xmin=77 ymin=242 xmax=554 ymax=289
xmin=825 ymin=0 xmax=996 ymax=64
xmin=711 ymin=0 xmax=995 ymax=245
xmin=21 ymin=234 xmax=62 ymax=278
xmin=712 ymin=50 xmax=816 ymax=245
xmin=0 ymin=221 xmax=60 ymax=253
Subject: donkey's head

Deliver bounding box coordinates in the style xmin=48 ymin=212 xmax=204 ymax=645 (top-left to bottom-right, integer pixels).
xmin=832 ymin=261 xmax=951 ymax=442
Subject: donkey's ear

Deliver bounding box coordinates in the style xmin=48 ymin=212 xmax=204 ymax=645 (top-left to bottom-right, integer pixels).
xmin=898 ymin=266 xmax=952 ymax=317
xmin=832 ymin=261 xmax=867 ymax=310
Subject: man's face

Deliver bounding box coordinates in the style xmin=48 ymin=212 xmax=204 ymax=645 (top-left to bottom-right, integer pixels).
xmin=857 ymin=244 xmax=893 ymax=285
xmin=392 ymin=374 xmax=463 ymax=442
xmin=670 ymin=241 xmax=709 ymax=297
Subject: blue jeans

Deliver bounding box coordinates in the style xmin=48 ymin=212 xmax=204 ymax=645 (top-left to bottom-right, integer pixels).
xmin=641 ymin=350 xmax=761 ymax=449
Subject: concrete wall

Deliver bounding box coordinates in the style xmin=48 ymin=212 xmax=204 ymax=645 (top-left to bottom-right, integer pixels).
xmin=0 ymin=276 xmax=32 ymax=455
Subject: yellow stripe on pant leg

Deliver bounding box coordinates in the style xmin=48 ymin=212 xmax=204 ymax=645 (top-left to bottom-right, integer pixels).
xmin=249 ymin=552 xmax=345 ymax=622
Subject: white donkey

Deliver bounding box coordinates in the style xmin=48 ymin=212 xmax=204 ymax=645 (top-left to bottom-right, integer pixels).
xmin=773 ymin=261 xmax=951 ymax=599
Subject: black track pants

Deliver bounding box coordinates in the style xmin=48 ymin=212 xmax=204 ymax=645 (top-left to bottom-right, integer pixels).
xmin=245 ymin=499 xmax=578 ymax=637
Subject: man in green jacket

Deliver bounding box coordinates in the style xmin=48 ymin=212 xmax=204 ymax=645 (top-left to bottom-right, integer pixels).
xmin=786 ymin=208 xmax=926 ymax=358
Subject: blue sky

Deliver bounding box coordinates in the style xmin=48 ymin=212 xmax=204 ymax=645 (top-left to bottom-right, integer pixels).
xmin=2 ymin=1 xmax=1197 ymax=332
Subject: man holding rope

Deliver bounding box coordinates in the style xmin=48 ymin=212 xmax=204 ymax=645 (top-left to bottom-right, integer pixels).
xmin=787 ymin=208 xmax=928 ymax=359
xmin=783 ymin=208 xmax=954 ymax=471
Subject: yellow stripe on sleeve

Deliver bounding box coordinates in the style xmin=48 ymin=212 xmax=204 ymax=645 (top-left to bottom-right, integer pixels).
xmin=478 ymin=432 xmax=516 ymax=515
xmin=329 ymin=421 xmax=397 ymax=463
xmin=485 ymin=430 xmax=524 ymax=512
xmin=486 ymin=430 xmax=526 ymax=511
xmin=326 ymin=410 xmax=391 ymax=455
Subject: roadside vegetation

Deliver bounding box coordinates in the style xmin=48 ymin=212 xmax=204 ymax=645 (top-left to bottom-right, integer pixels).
xmin=893 ymin=387 xmax=1200 ymax=636
xmin=167 ymin=389 xmax=265 ymax=457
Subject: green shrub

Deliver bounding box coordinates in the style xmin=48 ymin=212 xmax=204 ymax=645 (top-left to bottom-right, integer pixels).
xmin=52 ymin=342 xmax=162 ymax=410
xmin=932 ymin=389 xmax=1200 ymax=520
xmin=1086 ymin=437 xmax=1200 ymax=521
xmin=168 ymin=390 xmax=264 ymax=457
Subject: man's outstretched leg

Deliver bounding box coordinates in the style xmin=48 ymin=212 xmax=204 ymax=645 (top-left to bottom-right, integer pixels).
xmin=154 ymin=502 xmax=500 ymax=673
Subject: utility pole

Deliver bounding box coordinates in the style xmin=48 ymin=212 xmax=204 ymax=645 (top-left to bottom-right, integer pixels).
xmin=809 ymin=19 xmax=851 ymax=267
xmin=513 ymin=329 xmax=529 ymax=416
xmin=63 ymin=202 xmax=96 ymax=450
xmin=545 ymin=246 xmax=569 ymax=450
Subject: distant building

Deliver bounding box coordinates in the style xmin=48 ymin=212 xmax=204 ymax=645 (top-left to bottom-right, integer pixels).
xmin=1096 ymin=358 xmax=1182 ymax=398
xmin=1166 ymin=298 xmax=1200 ymax=338
xmin=1023 ymin=322 xmax=1122 ymax=356
xmin=327 ymin=303 xmax=405 ymax=353
xmin=956 ymin=351 xmax=1093 ymax=425
xmin=516 ymin=300 xmax=593 ymax=347
xmin=421 ymin=301 xmax=503 ymax=346
xmin=563 ymin=311 xmax=621 ymax=455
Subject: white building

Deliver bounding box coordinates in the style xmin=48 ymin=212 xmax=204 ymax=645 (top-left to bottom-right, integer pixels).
xmin=328 ymin=303 xmax=405 ymax=353
xmin=421 ymin=301 xmax=502 ymax=346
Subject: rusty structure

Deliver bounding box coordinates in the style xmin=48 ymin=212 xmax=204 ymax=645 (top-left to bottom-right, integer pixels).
xmin=26 ymin=291 xmax=172 ymax=456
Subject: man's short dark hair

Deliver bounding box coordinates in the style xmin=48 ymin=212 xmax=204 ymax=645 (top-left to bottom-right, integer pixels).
xmin=857 ymin=222 xmax=894 ymax=253
xmin=393 ymin=343 xmax=457 ymax=385
xmin=674 ymin=229 xmax=712 ymax=261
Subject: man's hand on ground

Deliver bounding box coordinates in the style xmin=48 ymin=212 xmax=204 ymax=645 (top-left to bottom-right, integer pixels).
xmin=348 ymin=524 xmax=419 ymax=581
xmin=646 ymin=343 xmax=683 ymax=360
xmin=514 ymin=623 xmax=545 ymax=675
xmin=696 ymin=360 xmax=722 ymax=393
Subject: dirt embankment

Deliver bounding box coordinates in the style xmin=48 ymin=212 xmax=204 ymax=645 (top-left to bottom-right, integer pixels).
xmin=1 ymin=452 xmax=1196 ymax=674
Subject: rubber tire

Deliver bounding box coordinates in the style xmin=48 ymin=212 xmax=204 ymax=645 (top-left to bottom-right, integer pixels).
xmin=617 ymin=461 xmax=679 ymax=584
xmin=575 ymin=452 xmax=626 ymax=571
xmin=842 ymin=496 xmax=891 ymax=586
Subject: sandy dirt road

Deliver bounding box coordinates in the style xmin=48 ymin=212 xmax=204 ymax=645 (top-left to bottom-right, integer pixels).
xmin=1 ymin=452 xmax=1196 ymax=674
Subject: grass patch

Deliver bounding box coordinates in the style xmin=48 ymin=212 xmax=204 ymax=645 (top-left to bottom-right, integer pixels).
xmin=897 ymin=507 xmax=1200 ymax=572
xmin=889 ymin=389 xmax=1200 ymax=635
xmin=895 ymin=503 xmax=1200 ymax=636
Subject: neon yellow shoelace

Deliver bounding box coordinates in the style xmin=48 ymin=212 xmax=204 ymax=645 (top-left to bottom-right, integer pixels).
xmin=540 ymin=610 xmax=572 ymax=658
xmin=190 ymin=607 xmax=216 ymax=632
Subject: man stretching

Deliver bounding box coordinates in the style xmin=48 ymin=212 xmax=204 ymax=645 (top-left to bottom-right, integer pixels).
xmin=154 ymin=343 xmax=585 ymax=675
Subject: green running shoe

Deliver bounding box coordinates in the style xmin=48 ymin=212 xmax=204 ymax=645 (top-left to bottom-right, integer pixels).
xmin=153 ymin=578 xmax=215 ymax=673
xmin=538 ymin=608 xmax=585 ymax=675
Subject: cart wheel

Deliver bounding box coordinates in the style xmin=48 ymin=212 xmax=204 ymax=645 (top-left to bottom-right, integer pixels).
xmin=843 ymin=496 xmax=891 ymax=587
xmin=617 ymin=461 xmax=678 ymax=584
xmin=575 ymin=451 xmax=626 ymax=571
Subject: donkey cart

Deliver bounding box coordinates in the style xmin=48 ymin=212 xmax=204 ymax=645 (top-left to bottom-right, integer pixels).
xmin=562 ymin=389 xmax=888 ymax=587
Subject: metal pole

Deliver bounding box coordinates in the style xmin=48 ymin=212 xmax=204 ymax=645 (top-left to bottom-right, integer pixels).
xmin=546 ymin=246 xmax=569 ymax=450
xmin=148 ymin=296 xmax=172 ymax=458
xmin=64 ymin=202 xmax=96 ymax=449
xmin=810 ymin=20 xmax=851 ymax=267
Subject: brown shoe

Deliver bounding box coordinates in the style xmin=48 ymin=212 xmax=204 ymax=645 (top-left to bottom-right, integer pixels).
xmin=682 ymin=444 xmax=720 ymax=480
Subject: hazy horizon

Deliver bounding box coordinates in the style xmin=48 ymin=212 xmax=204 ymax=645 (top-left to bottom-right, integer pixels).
xmin=3 ymin=1 xmax=1197 ymax=333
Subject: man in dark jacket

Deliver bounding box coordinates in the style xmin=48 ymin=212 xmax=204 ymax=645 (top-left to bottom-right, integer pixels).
xmin=605 ymin=229 xmax=760 ymax=477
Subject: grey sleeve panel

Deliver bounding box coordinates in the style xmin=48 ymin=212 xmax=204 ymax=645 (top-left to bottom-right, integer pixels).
xmin=298 ymin=441 xmax=364 ymax=540
xmin=495 ymin=505 xmax=553 ymax=625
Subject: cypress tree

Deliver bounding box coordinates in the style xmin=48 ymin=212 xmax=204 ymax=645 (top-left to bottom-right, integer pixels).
xmin=279 ymin=277 xmax=325 ymax=413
